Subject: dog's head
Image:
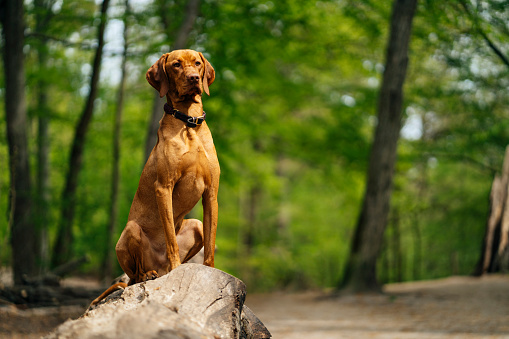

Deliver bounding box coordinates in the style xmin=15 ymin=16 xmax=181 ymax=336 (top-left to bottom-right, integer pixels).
xmin=146 ymin=49 xmax=215 ymax=100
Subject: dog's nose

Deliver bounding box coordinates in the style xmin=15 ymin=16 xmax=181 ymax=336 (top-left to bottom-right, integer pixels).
xmin=187 ymin=73 xmax=200 ymax=83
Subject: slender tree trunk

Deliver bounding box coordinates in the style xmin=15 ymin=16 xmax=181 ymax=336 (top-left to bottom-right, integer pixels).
xmin=412 ymin=159 xmax=427 ymax=280
xmin=144 ymin=0 xmax=201 ymax=161
xmin=244 ymin=185 xmax=261 ymax=256
xmin=379 ymin=241 xmax=389 ymax=284
xmin=52 ymin=0 xmax=110 ymax=267
xmin=412 ymin=210 xmax=422 ymax=280
xmin=102 ymin=0 xmax=129 ymax=281
xmin=339 ymin=0 xmax=418 ymax=292
xmin=391 ymin=208 xmax=403 ymax=282
xmin=237 ymin=182 xmax=261 ymax=283
xmin=36 ymin=49 xmax=51 ymax=273
xmin=145 ymin=95 xmax=165 ymax=162
xmin=276 ymin=153 xmax=290 ymax=239
xmin=173 ymin=0 xmax=201 ymax=50
xmin=1 ymin=0 xmax=39 ymax=284
xmin=34 ymin=0 xmax=55 ymax=273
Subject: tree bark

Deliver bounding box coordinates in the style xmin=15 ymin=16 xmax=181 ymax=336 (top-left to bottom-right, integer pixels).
xmin=102 ymin=0 xmax=129 ymax=281
xmin=36 ymin=48 xmax=51 ymax=273
xmin=1 ymin=0 xmax=39 ymax=284
xmin=473 ymin=146 xmax=509 ymax=275
xmin=52 ymin=0 xmax=110 ymax=267
xmin=340 ymin=0 xmax=418 ymax=292
xmin=391 ymin=208 xmax=403 ymax=282
xmin=34 ymin=0 xmax=56 ymax=273
xmin=144 ymin=0 xmax=201 ymax=162
xmin=411 ymin=208 xmax=422 ymax=280
xmin=244 ymin=185 xmax=261 ymax=256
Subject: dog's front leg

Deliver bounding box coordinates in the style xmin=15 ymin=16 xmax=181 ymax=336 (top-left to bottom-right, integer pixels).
xmin=155 ymin=181 xmax=181 ymax=271
xmin=202 ymin=189 xmax=218 ymax=267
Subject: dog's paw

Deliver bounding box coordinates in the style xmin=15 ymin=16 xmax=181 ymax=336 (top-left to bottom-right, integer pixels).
xmin=143 ymin=270 xmax=159 ymax=281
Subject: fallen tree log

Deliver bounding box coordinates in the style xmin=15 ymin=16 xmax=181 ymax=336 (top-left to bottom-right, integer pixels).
xmin=0 ymin=256 xmax=98 ymax=307
xmin=0 ymin=284 xmax=103 ymax=308
xmin=51 ymin=255 xmax=90 ymax=278
xmin=17 ymin=255 xmax=90 ymax=288
xmin=44 ymin=263 xmax=271 ymax=339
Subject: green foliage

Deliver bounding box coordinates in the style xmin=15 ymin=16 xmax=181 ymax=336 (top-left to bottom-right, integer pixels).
xmin=1 ymin=0 xmax=507 ymax=289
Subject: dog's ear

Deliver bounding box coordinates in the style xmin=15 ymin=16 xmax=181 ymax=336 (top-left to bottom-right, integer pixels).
xmin=146 ymin=54 xmax=170 ymax=98
xmin=199 ymin=52 xmax=215 ymax=96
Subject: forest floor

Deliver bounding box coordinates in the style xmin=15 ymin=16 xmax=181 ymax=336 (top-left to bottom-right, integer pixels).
xmin=247 ymin=275 xmax=509 ymax=339
xmin=1 ymin=272 xmax=508 ymax=338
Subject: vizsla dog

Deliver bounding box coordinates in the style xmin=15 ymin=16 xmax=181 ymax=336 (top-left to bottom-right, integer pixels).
xmin=92 ymin=49 xmax=219 ymax=304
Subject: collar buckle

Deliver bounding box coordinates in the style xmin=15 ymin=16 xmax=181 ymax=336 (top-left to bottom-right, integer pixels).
xmin=187 ymin=114 xmax=206 ymax=128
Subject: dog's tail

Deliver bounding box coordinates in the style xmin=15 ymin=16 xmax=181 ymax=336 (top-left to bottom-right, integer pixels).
xmin=90 ymin=282 xmax=127 ymax=306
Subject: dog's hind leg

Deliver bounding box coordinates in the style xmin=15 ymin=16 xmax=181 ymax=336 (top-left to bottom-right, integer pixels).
xmin=177 ymin=219 xmax=204 ymax=263
xmin=116 ymin=220 xmax=160 ymax=283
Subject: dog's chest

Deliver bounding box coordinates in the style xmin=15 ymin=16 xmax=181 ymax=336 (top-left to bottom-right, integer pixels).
xmin=165 ymin=130 xmax=217 ymax=214
xmin=165 ymin=129 xmax=216 ymax=185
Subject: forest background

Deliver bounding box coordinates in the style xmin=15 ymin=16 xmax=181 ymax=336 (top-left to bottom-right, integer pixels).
xmin=1 ymin=0 xmax=508 ymax=292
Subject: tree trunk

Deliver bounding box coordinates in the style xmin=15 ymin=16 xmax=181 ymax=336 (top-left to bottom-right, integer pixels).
xmin=339 ymin=0 xmax=418 ymax=292
xmin=144 ymin=95 xmax=165 ymax=162
xmin=276 ymin=153 xmax=290 ymax=238
xmin=244 ymin=185 xmax=261 ymax=256
xmin=52 ymin=0 xmax=110 ymax=267
xmin=102 ymin=0 xmax=129 ymax=281
xmin=36 ymin=49 xmax=51 ymax=273
xmin=34 ymin=0 xmax=55 ymax=273
xmin=144 ymin=0 xmax=201 ymax=162
xmin=379 ymin=237 xmax=389 ymax=284
xmin=473 ymin=146 xmax=509 ymax=275
xmin=391 ymin=208 xmax=403 ymax=282
xmin=236 ymin=182 xmax=260 ymax=282
xmin=411 ymin=210 xmax=422 ymax=280
xmin=1 ymin=0 xmax=39 ymax=284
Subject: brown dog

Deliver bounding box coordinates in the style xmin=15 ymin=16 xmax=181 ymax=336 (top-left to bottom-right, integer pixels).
xmin=92 ymin=50 xmax=219 ymax=305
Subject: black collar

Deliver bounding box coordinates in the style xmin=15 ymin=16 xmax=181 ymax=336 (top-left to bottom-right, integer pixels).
xmin=163 ymin=103 xmax=206 ymax=128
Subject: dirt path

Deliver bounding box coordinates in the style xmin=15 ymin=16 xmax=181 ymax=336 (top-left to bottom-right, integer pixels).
xmin=246 ymin=275 xmax=509 ymax=338
xmin=1 ymin=275 xmax=508 ymax=338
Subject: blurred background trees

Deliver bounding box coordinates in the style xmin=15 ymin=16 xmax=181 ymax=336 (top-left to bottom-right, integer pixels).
xmin=0 ymin=0 xmax=508 ymax=290
xmin=341 ymin=0 xmax=418 ymax=292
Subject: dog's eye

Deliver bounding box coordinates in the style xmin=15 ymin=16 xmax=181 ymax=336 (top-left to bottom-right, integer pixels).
xmin=173 ymin=62 xmax=181 ymax=68
xmin=195 ymin=61 xmax=201 ymax=66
